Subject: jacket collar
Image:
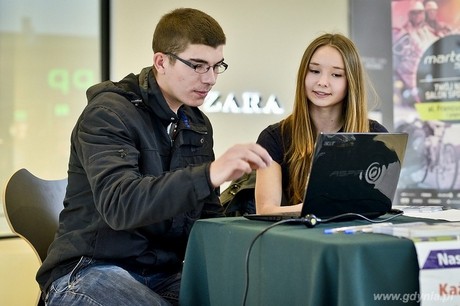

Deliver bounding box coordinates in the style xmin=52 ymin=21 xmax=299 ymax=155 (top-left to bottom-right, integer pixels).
xmin=138 ymin=67 xmax=178 ymax=126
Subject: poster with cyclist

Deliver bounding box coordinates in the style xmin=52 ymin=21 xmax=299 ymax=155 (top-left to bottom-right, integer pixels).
xmin=392 ymin=0 xmax=460 ymax=209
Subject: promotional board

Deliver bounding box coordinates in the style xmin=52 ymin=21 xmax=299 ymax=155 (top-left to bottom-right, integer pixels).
xmin=391 ymin=0 xmax=460 ymax=208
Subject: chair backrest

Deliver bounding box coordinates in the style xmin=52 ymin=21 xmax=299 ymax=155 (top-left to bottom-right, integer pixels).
xmin=3 ymin=168 xmax=67 ymax=263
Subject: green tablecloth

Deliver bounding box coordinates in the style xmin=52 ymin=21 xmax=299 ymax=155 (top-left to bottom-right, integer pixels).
xmin=180 ymin=216 xmax=422 ymax=306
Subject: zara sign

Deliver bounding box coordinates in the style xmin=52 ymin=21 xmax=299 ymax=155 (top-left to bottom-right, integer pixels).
xmin=203 ymin=91 xmax=285 ymax=114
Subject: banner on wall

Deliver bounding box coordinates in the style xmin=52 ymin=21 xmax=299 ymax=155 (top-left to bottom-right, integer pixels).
xmin=392 ymin=0 xmax=460 ymax=209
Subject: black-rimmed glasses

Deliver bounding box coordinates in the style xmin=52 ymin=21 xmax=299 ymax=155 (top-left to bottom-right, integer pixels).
xmin=165 ymin=53 xmax=228 ymax=74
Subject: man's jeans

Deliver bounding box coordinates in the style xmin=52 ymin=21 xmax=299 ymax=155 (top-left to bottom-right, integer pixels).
xmin=45 ymin=257 xmax=181 ymax=306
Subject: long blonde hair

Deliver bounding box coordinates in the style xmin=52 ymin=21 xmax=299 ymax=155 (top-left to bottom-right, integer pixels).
xmin=281 ymin=33 xmax=370 ymax=204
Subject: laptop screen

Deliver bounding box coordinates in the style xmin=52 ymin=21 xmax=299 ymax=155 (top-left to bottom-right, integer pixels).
xmin=300 ymin=133 xmax=408 ymax=219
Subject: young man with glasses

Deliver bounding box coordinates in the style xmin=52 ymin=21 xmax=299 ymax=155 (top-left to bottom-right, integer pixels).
xmin=36 ymin=8 xmax=271 ymax=306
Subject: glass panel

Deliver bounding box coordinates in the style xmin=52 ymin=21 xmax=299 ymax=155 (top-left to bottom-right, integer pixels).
xmin=0 ymin=0 xmax=101 ymax=235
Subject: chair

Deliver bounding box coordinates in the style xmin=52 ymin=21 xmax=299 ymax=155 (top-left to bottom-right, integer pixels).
xmin=3 ymin=168 xmax=67 ymax=305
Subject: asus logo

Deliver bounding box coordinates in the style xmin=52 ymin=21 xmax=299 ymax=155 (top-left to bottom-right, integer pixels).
xmin=330 ymin=162 xmax=386 ymax=185
xmin=330 ymin=170 xmax=363 ymax=177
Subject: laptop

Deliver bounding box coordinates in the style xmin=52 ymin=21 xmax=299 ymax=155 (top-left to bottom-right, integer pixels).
xmin=244 ymin=132 xmax=408 ymax=226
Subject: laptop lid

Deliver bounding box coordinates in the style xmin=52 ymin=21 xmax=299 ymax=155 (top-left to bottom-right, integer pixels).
xmin=300 ymin=132 xmax=408 ymax=220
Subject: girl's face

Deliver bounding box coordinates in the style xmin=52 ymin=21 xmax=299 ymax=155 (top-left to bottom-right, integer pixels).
xmin=305 ymin=45 xmax=348 ymax=109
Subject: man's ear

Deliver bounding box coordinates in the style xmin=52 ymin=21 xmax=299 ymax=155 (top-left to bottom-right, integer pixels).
xmin=153 ymin=53 xmax=167 ymax=74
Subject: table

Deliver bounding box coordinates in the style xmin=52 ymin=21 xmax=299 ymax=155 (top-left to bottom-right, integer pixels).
xmin=179 ymin=215 xmax=425 ymax=306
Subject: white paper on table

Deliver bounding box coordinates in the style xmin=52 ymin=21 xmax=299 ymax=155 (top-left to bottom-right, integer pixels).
xmin=393 ymin=207 xmax=460 ymax=222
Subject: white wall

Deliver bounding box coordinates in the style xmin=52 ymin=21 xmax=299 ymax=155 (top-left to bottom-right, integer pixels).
xmin=111 ymin=0 xmax=349 ymax=166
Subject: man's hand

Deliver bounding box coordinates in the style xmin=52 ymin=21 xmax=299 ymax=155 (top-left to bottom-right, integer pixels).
xmin=209 ymin=143 xmax=272 ymax=188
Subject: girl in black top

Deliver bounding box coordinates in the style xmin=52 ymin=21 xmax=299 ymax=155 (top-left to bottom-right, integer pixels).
xmin=255 ymin=33 xmax=388 ymax=214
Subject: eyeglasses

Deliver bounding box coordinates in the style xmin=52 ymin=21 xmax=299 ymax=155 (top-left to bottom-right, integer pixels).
xmin=165 ymin=53 xmax=228 ymax=74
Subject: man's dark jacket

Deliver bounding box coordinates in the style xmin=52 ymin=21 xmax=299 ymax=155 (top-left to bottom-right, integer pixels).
xmin=36 ymin=67 xmax=222 ymax=293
